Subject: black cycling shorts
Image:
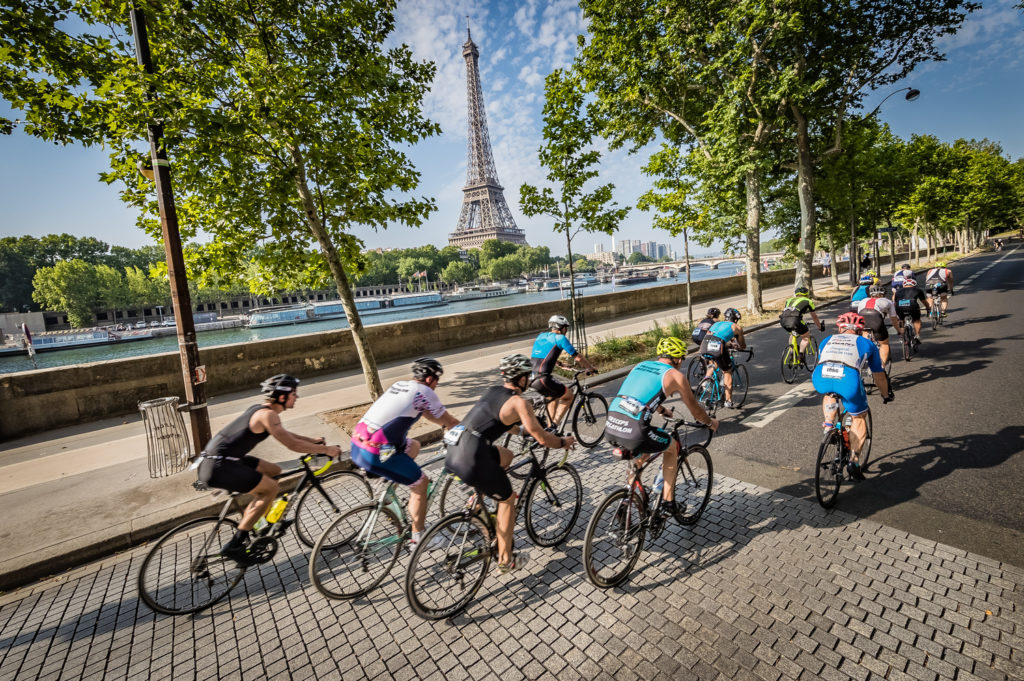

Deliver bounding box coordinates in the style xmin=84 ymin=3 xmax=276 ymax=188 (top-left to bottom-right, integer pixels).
xmin=860 ymin=310 xmax=889 ymax=341
xmin=530 ymin=374 xmax=567 ymax=400
xmin=198 ymin=455 xmax=262 ymax=494
xmin=605 ymin=413 xmax=672 ymax=457
xmin=926 ymin=281 xmax=949 ymax=295
xmin=780 ymin=313 xmax=809 ymax=335
xmin=895 ymin=303 xmax=922 ymax=321
xmin=444 ymin=438 xmax=513 ymax=502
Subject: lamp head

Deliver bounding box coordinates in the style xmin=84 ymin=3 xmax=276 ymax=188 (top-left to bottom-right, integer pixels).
xmin=905 ymin=88 xmax=921 ymax=102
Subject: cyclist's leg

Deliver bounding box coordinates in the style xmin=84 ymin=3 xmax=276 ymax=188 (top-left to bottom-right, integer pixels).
xmin=239 ymin=475 xmax=279 ymax=530
xmin=351 ymin=442 xmax=424 ymax=530
xmin=797 ymin=322 xmax=810 ymax=354
xmin=658 ymin=435 xmax=681 ymax=503
xmin=879 ymin=337 xmax=891 ymax=365
xmin=940 ymin=292 xmax=948 ymax=314
xmin=553 ymin=388 xmax=573 ymax=427
xmin=720 ymin=353 xmax=734 ymax=401
xmin=492 ymin=446 xmax=516 ymax=565
xmin=836 ymin=375 xmax=869 ymax=463
xmin=403 ymin=439 xmax=430 ymax=534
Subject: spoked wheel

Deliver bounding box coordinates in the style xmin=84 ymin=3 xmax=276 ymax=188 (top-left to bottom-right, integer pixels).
xmin=814 ymin=430 xmax=845 ymax=509
xmin=730 ymin=364 xmax=749 ymax=408
xmin=695 ymin=377 xmax=719 ymax=417
xmin=137 ymin=517 xmax=245 ymax=615
xmin=572 ymin=393 xmax=608 ymax=447
xmin=583 ymin=488 xmax=647 ymax=588
xmin=308 ymin=504 xmax=404 ymax=600
xmin=804 ymin=336 xmax=819 ymax=371
xmin=525 ymin=463 xmax=583 ymax=547
xmin=930 ymin=308 xmax=939 ymax=331
xmin=781 ymin=346 xmax=800 ymax=384
xmin=405 ymin=513 xmax=492 ymax=620
xmin=674 ymin=446 xmax=713 ymax=525
xmin=438 ymin=475 xmax=496 ymax=517
xmin=686 ymin=355 xmax=707 ymax=388
xmin=293 ymin=470 xmax=373 ymax=547
xmin=500 ymin=432 xmax=534 ymax=480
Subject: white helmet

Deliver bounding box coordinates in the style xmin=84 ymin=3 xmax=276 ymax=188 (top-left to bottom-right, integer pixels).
xmin=548 ymin=314 xmax=570 ymax=330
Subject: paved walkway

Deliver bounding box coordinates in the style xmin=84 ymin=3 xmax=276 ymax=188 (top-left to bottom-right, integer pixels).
xmin=1 ymin=443 xmax=1021 ymax=681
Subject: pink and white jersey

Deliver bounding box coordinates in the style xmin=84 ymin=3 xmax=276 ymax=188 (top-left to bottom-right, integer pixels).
xmin=358 ymin=380 xmax=446 ymax=445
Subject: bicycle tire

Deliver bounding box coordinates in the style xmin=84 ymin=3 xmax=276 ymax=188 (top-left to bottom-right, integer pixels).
xmin=686 ymin=355 xmax=707 ymax=387
xmin=293 ymin=470 xmax=373 ymax=547
xmin=524 ymin=462 xmax=582 ymax=547
xmin=500 ymin=432 xmax=533 ymax=480
xmin=695 ymin=377 xmax=719 ymax=417
xmin=583 ymin=488 xmax=647 ymax=589
xmin=572 ymin=393 xmax=608 ymax=447
xmin=731 ymin=364 xmax=749 ymax=408
xmin=930 ymin=307 xmax=939 ymax=331
xmin=815 ymin=430 xmax=844 ymax=509
xmin=781 ymin=345 xmax=800 ymax=384
xmin=860 ymin=409 xmax=874 ymax=470
xmin=308 ymin=503 xmax=404 ymax=600
xmin=405 ymin=512 xmax=492 ymax=620
xmin=438 ymin=474 xmax=496 ymax=517
xmin=804 ymin=336 xmax=819 ymax=371
xmin=674 ymin=445 xmax=713 ymax=525
xmin=137 ymin=516 xmax=245 ymax=615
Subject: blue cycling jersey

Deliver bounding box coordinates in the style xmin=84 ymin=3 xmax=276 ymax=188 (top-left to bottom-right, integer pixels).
xmin=531 ymin=331 xmax=577 ymax=375
xmin=851 ymin=284 xmax=871 ymax=302
xmin=609 ymin=360 xmax=672 ymax=421
xmin=708 ymin=320 xmax=736 ymax=343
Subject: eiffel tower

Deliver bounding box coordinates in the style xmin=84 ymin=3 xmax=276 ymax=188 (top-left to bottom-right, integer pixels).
xmin=448 ymin=28 xmax=528 ymax=250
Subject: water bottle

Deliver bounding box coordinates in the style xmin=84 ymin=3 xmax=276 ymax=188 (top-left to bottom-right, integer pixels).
xmin=652 ymin=466 xmax=665 ymax=495
xmin=265 ymin=496 xmax=288 ymax=524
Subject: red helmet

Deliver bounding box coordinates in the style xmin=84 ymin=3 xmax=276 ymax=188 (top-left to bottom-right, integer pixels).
xmin=836 ymin=312 xmax=865 ymax=331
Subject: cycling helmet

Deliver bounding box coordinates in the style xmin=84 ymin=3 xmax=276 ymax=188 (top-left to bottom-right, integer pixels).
xmin=936 ymin=261 xmax=947 ymax=267
xmin=900 ymin=263 xmax=910 ymax=270
xmin=656 ymin=336 xmax=686 ymax=358
xmin=794 ymin=286 xmax=810 ymax=296
xmin=859 ymin=274 xmax=874 ymax=284
xmin=903 ymin=277 xmax=917 ymax=287
xmin=499 ymin=353 xmax=533 ymax=381
xmin=869 ymin=285 xmax=886 ymax=297
xmin=411 ymin=357 xmax=443 ymax=381
xmin=548 ymin=314 xmax=570 ymax=330
xmin=836 ymin=312 xmax=865 ymax=331
xmin=706 ymin=307 xmax=721 ymax=318
xmin=724 ymin=307 xmax=741 ymax=322
xmin=866 ymin=270 xmax=877 ymax=278
xmin=260 ymin=374 xmax=299 ymax=401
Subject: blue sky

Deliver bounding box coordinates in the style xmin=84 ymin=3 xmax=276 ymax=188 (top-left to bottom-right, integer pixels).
xmin=1 ymin=0 xmax=1022 ymax=259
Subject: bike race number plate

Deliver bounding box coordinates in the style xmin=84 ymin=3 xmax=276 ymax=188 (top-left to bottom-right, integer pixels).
xmin=443 ymin=424 xmax=466 ymax=447
xmin=706 ymin=339 xmax=723 ymax=353
xmin=617 ymin=396 xmax=645 ymax=417
xmin=821 ymin=364 xmax=844 ymax=379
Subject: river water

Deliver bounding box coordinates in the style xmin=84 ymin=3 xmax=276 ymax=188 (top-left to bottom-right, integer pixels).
xmin=0 ymin=263 xmax=744 ymax=374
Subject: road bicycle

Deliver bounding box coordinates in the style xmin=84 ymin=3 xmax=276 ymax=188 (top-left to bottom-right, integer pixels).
xmin=896 ymin=314 xmax=918 ymax=362
xmin=506 ymin=369 xmax=608 ymax=448
xmin=815 ymin=394 xmax=873 ymax=508
xmin=685 ymin=353 xmax=708 ymax=388
xmin=309 ymin=449 xmax=454 ymax=600
xmin=694 ymin=348 xmax=752 ymax=416
xmin=404 ymin=440 xmax=582 ymax=619
xmin=138 ymin=454 xmax=371 ymax=615
xmin=927 ymin=284 xmax=946 ymax=330
xmin=859 ymin=329 xmax=891 ymax=393
xmin=582 ymin=418 xmax=713 ymax=588
xmin=780 ymin=329 xmax=819 ymax=384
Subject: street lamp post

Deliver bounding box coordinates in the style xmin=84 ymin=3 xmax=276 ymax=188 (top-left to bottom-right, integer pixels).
xmin=848 ymin=87 xmax=920 ymax=285
xmin=130 ymin=5 xmax=211 ymax=454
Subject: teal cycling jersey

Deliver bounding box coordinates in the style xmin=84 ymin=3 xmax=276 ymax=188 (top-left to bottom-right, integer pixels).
xmin=708 ymin=320 xmax=736 ymax=342
xmin=531 ymin=331 xmax=577 ymax=375
xmin=851 ymin=284 xmax=871 ymax=302
xmin=609 ymin=360 xmax=672 ymax=421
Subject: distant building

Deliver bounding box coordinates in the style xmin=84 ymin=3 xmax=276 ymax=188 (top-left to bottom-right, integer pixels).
xmin=591 ymin=251 xmax=617 ymax=265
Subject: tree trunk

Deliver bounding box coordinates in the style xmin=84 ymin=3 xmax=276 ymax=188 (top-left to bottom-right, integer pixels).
xmin=849 ymin=214 xmax=858 ymax=285
xmin=886 ymin=218 xmax=896 ymax=274
xmin=827 ymin=235 xmax=840 ymax=289
xmin=288 ymin=145 xmax=383 ymax=399
xmin=683 ymin=227 xmax=693 ymax=323
xmin=912 ymin=219 xmax=920 ymax=267
xmin=743 ymin=168 xmax=764 ymax=313
xmin=792 ymin=105 xmax=816 ymax=293
xmin=564 ymin=214 xmax=579 ymax=339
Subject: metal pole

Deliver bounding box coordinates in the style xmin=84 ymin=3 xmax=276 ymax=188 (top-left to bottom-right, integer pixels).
xmin=130 ymin=5 xmax=211 ymax=454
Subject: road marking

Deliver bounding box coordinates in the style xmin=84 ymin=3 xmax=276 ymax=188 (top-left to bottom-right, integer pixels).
xmin=742 ymin=382 xmax=816 ymax=428
xmin=961 ymin=247 xmax=1018 ymax=287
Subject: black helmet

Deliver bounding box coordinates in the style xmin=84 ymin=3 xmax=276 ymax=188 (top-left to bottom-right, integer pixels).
xmin=724 ymin=307 xmax=741 ymax=322
xmin=794 ymin=286 xmax=809 ymax=296
xmin=260 ymin=374 xmax=299 ymax=401
xmin=411 ymin=357 xmax=443 ymax=381
xmin=707 ymin=307 xmax=721 ymax=318
xmin=500 ymin=353 xmax=533 ymax=381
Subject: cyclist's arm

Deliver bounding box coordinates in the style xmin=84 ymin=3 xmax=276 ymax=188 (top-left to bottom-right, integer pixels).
xmin=423 ymin=410 xmax=460 ymax=430
xmin=664 ymin=371 xmax=718 ymax=431
xmin=734 ymin=325 xmax=746 ymax=350
xmin=257 ymin=411 xmax=340 ymax=457
xmin=573 ymin=353 xmax=598 ymax=373
xmin=809 ymin=309 xmax=822 ymax=327
xmin=507 ymin=395 xmax=570 ymax=449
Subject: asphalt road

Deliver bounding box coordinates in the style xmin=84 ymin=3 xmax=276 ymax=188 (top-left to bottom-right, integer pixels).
xmin=639 ymin=246 xmax=1024 ymax=566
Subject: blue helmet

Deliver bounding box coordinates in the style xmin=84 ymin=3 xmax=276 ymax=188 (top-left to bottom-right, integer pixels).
xmin=859 ymin=274 xmax=873 ymax=284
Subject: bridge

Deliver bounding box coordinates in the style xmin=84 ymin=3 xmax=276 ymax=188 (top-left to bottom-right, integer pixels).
xmin=621 ymin=251 xmax=787 ymax=272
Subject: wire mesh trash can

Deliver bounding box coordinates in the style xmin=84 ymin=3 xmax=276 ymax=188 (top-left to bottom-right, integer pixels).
xmin=139 ymin=396 xmax=193 ymax=478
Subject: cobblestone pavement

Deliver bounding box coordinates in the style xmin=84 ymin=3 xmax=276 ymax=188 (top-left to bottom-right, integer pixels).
xmin=1 ymin=443 xmax=1022 ymax=681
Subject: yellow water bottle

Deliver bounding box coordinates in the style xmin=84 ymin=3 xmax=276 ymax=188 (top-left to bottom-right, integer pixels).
xmin=265 ymin=496 xmax=288 ymax=524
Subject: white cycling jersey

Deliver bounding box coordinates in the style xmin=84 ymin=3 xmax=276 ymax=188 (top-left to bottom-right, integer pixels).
xmin=925 ymin=267 xmax=949 ymax=282
xmin=358 ymin=380 xmax=446 ymax=444
xmin=856 ymin=296 xmax=898 ymax=320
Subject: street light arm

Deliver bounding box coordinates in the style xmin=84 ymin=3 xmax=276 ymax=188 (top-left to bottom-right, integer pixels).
xmin=865 ymin=87 xmax=918 ymax=119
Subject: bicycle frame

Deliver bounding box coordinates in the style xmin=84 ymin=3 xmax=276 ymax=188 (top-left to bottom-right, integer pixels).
xmin=539 ymin=369 xmax=589 ymax=430
xmin=461 ymin=443 xmax=560 ymax=534
xmin=357 ymin=451 xmax=451 ymax=542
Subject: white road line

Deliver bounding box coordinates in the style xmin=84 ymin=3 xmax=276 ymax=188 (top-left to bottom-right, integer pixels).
xmin=742 ymin=382 xmax=816 ymax=428
xmin=961 ymin=247 xmax=1018 ymax=287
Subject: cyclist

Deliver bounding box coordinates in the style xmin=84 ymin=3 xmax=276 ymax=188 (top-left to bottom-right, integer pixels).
xmin=530 ymin=314 xmax=598 ymax=429
xmin=850 ymin=273 xmax=876 ymax=312
xmin=924 ymin=261 xmax=954 ymax=316
xmin=444 ymin=354 xmax=574 ymax=572
xmin=812 ymin=313 xmax=893 ymax=479
xmin=893 ymin=277 xmax=930 ymax=345
xmin=890 ymin=263 xmax=914 ymax=298
xmin=350 ymin=358 xmax=461 ymax=546
xmin=699 ymin=308 xmax=746 ymax=408
xmin=690 ymin=307 xmax=721 ymax=346
xmin=856 ymin=285 xmax=903 ymax=366
xmin=604 ymin=337 xmax=718 ymax=519
xmin=779 ymin=286 xmax=825 ymax=360
xmin=197 ymin=374 xmax=342 ymax=564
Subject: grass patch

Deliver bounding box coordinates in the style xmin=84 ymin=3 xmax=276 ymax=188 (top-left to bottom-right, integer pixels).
xmin=559 ymin=318 xmax=694 ymax=375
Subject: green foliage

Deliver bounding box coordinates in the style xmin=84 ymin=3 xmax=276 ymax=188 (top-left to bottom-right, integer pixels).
xmin=627 ymin=252 xmax=653 ymax=265
xmin=587 ymin=318 xmax=693 ymax=372
xmin=31 ymin=259 xmax=99 ymax=327
xmin=440 ymin=261 xmax=476 ymax=285
xmin=486 ymin=254 xmax=526 ymax=282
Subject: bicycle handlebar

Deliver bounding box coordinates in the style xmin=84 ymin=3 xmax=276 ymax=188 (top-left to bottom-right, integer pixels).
xmin=664 ymin=417 xmax=714 ymax=449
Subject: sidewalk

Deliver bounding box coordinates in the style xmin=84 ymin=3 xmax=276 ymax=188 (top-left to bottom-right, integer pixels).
xmin=0 ymin=272 xmax=886 ymax=590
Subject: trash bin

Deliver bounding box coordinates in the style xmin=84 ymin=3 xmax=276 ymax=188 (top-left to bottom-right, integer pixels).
xmin=139 ymin=396 xmax=193 ymax=478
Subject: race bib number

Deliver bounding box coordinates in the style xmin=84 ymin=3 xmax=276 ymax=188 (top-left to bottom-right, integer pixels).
xmin=378 ymin=444 xmax=395 ymax=462
xmin=821 ymin=364 xmax=845 ymax=379
xmin=706 ymin=339 xmax=722 ymax=353
xmin=618 ymin=396 xmax=644 ymax=417
xmin=443 ymin=425 xmax=465 ymax=446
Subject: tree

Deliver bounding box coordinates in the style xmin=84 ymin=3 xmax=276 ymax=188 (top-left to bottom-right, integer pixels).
xmin=487 ymin=254 xmax=526 ymax=282
xmin=31 ymin=259 xmax=98 ymax=327
xmin=1 ymin=0 xmax=440 ymax=400
xmin=626 ymin=252 xmax=653 ymax=265
xmin=440 ymin=261 xmax=476 ymax=286
xmin=0 ymin=238 xmax=36 ymax=312
xmin=520 ymin=67 xmax=629 ymax=327
xmin=477 ymin=240 xmax=519 ymax=271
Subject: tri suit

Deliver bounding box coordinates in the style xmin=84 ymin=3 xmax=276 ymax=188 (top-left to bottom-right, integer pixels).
xmin=779 ymin=294 xmax=816 ymax=335
xmin=691 ymin=317 xmax=716 ymax=345
xmin=849 ymin=283 xmax=872 ymax=312
xmin=700 ymin=320 xmax=736 ymax=371
xmin=855 ymin=297 xmax=896 ymax=341
xmin=530 ymin=331 xmax=577 ymax=399
xmin=893 ymin=285 xmax=928 ymax=321
xmin=197 ymin=404 xmax=271 ymax=493
xmin=811 ymin=334 xmax=883 ymax=415
xmin=604 ymin=361 xmax=673 ymax=456
xmin=444 ymin=386 xmax=518 ymax=500
xmin=925 ymin=267 xmax=951 ymax=295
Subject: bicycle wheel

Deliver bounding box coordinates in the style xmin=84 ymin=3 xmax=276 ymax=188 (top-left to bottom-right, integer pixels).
xmin=674 ymin=445 xmax=713 ymax=525
xmin=814 ymin=430 xmax=845 ymax=509
xmin=901 ymin=327 xmax=913 ymax=362
xmin=438 ymin=475 xmax=496 ymax=516
xmin=137 ymin=516 xmax=245 ymax=615
xmin=572 ymin=393 xmax=608 ymax=447
xmin=695 ymin=377 xmax=719 ymax=417
xmin=781 ymin=345 xmax=800 ymax=384
xmin=308 ymin=503 xmax=404 ymax=600
xmin=583 ymin=488 xmax=647 ymax=588
xmin=930 ymin=307 xmax=939 ymax=331
xmin=405 ymin=513 xmax=492 ymax=619
xmin=804 ymin=336 xmax=819 ymax=371
xmin=857 ymin=409 xmax=874 ymax=470
xmin=730 ymin=364 xmax=749 ymax=408
xmin=686 ymin=355 xmax=706 ymax=387
xmin=500 ymin=432 xmax=533 ymax=480
xmin=525 ymin=463 xmax=583 ymax=547
xmin=293 ymin=470 xmax=373 ymax=547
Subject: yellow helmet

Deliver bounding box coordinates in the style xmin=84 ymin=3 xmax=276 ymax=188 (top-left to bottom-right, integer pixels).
xmin=657 ymin=336 xmax=687 ymax=358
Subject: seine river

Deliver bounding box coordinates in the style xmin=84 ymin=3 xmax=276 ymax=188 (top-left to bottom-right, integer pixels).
xmin=0 ymin=263 xmax=744 ymax=374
